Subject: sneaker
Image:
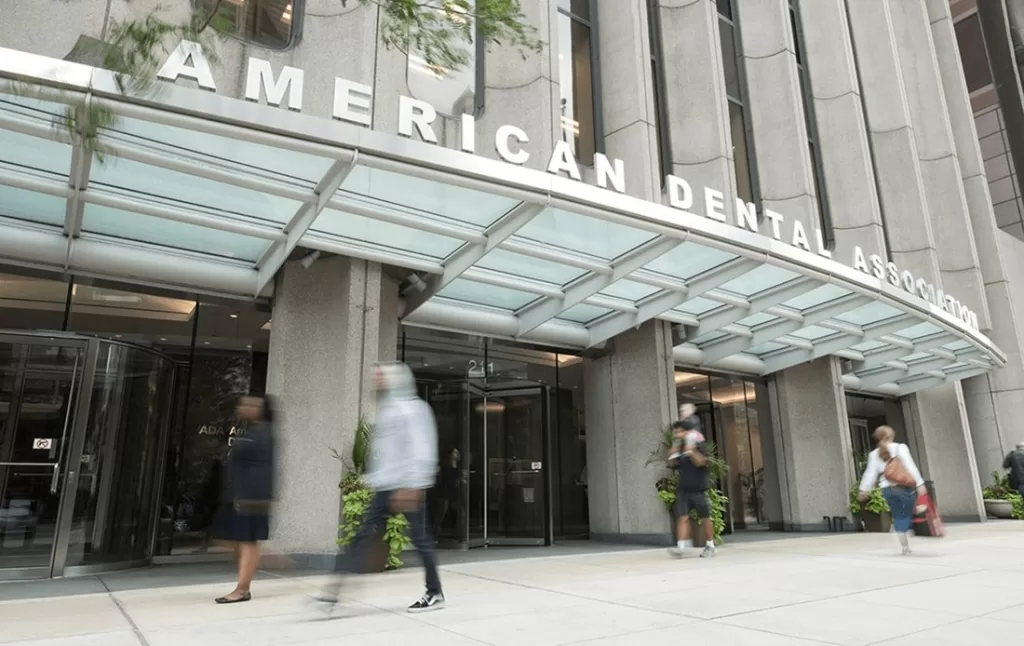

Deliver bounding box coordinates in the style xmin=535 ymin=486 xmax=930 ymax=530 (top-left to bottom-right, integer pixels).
xmin=901 ymin=546 xmax=913 ymax=556
xmin=408 ymin=592 xmax=445 ymax=613
xmin=667 ymin=546 xmax=684 ymax=559
xmin=700 ymin=544 xmax=717 ymax=558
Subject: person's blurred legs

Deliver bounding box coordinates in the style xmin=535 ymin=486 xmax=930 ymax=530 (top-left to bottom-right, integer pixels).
xmin=314 ymin=491 xmax=391 ymax=606
xmin=405 ymin=500 xmax=444 ymax=612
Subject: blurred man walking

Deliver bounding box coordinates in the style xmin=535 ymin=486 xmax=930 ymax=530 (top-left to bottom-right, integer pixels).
xmin=316 ymin=362 xmax=445 ymax=613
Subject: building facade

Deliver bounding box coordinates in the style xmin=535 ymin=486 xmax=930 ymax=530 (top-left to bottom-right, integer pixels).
xmin=0 ymin=0 xmax=1021 ymax=578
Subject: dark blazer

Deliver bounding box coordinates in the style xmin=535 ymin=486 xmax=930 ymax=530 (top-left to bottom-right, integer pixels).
xmin=225 ymin=422 xmax=275 ymax=504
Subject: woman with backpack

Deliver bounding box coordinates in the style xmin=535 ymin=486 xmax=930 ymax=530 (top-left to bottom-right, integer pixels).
xmin=857 ymin=425 xmax=927 ymax=555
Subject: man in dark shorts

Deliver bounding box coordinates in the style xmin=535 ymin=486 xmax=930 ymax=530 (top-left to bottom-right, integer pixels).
xmin=668 ymin=403 xmax=716 ymax=559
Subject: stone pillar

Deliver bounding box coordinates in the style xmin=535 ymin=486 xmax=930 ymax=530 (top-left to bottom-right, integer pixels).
xmin=902 ymin=384 xmax=984 ymax=521
xmin=736 ymin=0 xmax=820 ymax=236
xmin=266 ymin=256 xmax=383 ymax=567
xmin=476 ymin=0 xmax=559 ymax=171
xmin=378 ymin=274 xmax=400 ymax=363
xmin=762 ymin=358 xmax=853 ymax=531
xmin=595 ymin=0 xmax=660 ymax=200
xmin=657 ymin=0 xmax=737 ymax=207
xmin=798 ymin=0 xmax=887 ymax=255
xmin=928 ymin=0 xmax=1024 ymax=482
xmin=584 ymin=320 xmax=677 ymax=543
xmin=846 ymin=0 xmax=941 ymax=283
xmin=889 ymin=0 xmax=989 ymax=327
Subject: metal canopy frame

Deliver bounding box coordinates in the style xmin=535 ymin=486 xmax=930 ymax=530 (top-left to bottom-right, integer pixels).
xmin=0 ymin=46 xmax=1006 ymax=397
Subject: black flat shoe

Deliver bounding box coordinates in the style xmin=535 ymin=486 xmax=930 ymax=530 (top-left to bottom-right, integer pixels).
xmin=215 ymin=592 xmax=252 ymax=604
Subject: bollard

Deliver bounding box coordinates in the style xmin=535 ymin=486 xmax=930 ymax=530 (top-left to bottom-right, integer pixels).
xmin=832 ymin=516 xmax=847 ymax=532
xmin=823 ymin=516 xmax=834 ymax=532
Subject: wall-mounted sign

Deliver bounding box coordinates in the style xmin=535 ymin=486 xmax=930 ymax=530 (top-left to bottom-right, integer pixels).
xmin=155 ymin=42 xmax=980 ymax=333
xmin=32 ymin=438 xmax=53 ymax=450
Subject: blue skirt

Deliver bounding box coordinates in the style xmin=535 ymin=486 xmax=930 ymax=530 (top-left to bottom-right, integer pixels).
xmin=882 ymin=486 xmax=917 ymax=533
xmin=210 ymin=503 xmax=270 ymax=542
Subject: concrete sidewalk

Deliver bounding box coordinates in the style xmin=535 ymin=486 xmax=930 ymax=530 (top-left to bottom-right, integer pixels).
xmin=1 ymin=523 xmax=1022 ymax=645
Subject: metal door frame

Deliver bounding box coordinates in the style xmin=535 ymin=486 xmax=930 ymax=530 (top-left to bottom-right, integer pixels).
xmin=0 ymin=334 xmax=92 ymax=580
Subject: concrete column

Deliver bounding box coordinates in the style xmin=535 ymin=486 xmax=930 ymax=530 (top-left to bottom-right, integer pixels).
xmin=476 ymin=0 xmax=560 ymax=172
xmin=658 ymin=0 xmax=737 ymax=208
xmin=584 ymin=320 xmax=677 ymax=543
xmin=902 ymin=383 xmax=984 ymax=521
xmin=595 ymin=0 xmax=660 ymax=200
xmin=378 ymin=274 xmax=401 ymax=363
xmin=798 ymin=0 xmax=887 ymax=256
xmin=927 ymin=0 xmax=1024 ymax=482
xmin=846 ymin=0 xmax=941 ymax=284
xmin=266 ymin=256 xmax=383 ymax=566
xmin=889 ymin=0 xmax=989 ymax=327
xmin=762 ymin=358 xmax=853 ymax=531
xmin=736 ymin=0 xmax=820 ymax=236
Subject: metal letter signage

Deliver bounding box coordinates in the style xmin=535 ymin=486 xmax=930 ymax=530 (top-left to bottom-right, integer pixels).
xmin=154 ymin=42 xmax=980 ymax=332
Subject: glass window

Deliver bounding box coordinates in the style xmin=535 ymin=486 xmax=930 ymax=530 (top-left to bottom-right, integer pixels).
xmin=158 ymin=297 xmax=270 ymax=555
xmin=557 ymin=3 xmax=600 ymax=165
xmin=648 ymin=0 xmax=672 ymax=185
xmin=729 ymin=102 xmax=754 ymax=204
xmin=789 ymin=2 xmax=834 ymax=249
xmin=66 ymin=281 xmax=198 ymax=353
xmin=0 ymin=272 xmax=70 ymax=331
xmin=198 ymin=0 xmax=300 ymax=50
xmin=407 ymin=0 xmax=478 ymax=117
xmin=955 ymin=13 xmax=993 ymax=93
xmin=719 ymin=13 xmax=757 ymax=209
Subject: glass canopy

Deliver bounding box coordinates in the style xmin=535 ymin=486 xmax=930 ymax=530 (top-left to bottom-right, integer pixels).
xmin=0 ymin=46 xmax=1006 ymax=396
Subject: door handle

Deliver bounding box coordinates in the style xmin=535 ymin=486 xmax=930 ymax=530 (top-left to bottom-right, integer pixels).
xmin=50 ymin=463 xmax=60 ymax=494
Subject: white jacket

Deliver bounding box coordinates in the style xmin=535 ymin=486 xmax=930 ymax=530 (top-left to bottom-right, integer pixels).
xmin=364 ymin=363 xmax=438 ymax=492
xmin=859 ymin=443 xmax=924 ymax=492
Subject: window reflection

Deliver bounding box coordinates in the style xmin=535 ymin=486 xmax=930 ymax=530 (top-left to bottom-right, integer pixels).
xmin=0 ymin=272 xmax=69 ymax=331
xmin=197 ymin=0 xmax=299 ymax=50
xmin=407 ymin=0 xmax=477 ymax=117
xmin=676 ymin=369 xmax=765 ymax=531
xmin=718 ymin=7 xmax=756 ymax=209
xmin=846 ymin=393 xmax=906 ymax=475
xmin=557 ymin=4 xmax=598 ymax=165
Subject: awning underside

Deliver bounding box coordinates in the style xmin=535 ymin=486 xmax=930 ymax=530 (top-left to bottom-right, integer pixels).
xmin=0 ymin=78 xmax=1004 ymax=397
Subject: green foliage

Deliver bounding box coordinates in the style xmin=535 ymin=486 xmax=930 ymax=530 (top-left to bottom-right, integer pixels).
xmin=352 ymin=417 xmax=374 ymax=473
xmin=348 ymin=0 xmax=543 ymax=74
xmin=983 ymin=470 xmax=1024 ymax=519
xmin=334 ymin=418 xmax=409 ymax=569
xmin=650 ymin=428 xmax=729 ymax=544
xmin=704 ymin=487 xmax=728 ymax=544
xmin=338 ymin=486 xmax=373 ymax=546
xmin=850 ymin=482 xmax=890 ymax=515
xmin=384 ymin=513 xmax=413 ymax=569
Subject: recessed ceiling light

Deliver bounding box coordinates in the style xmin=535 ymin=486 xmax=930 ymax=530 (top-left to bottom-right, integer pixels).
xmin=246 ymin=344 xmax=252 ymax=349
xmin=114 ymin=334 xmax=122 ymax=338
xmin=160 ymin=338 xmax=167 ymax=342
xmin=230 ymin=313 xmax=238 ymax=319
xmin=204 ymin=341 xmax=211 ymax=345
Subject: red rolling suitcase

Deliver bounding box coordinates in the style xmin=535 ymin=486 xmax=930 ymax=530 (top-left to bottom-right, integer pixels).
xmin=912 ymin=493 xmax=945 ymax=537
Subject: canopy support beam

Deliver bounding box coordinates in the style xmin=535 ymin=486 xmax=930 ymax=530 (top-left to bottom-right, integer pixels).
xmin=255 ymin=154 xmax=358 ymax=296
xmin=401 ymin=200 xmax=547 ymax=317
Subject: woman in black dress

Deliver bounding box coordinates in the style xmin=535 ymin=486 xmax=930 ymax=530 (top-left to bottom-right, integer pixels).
xmin=212 ymin=394 xmax=276 ymax=604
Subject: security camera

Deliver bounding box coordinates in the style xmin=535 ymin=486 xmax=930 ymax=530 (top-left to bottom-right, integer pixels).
xmin=300 ymin=250 xmax=321 ymax=270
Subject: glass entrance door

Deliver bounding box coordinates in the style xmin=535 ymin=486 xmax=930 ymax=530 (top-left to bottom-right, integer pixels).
xmin=425 ymin=381 xmax=552 ymax=548
xmin=0 ymin=339 xmax=85 ymax=579
xmin=483 ymin=388 xmax=549 ymax=545
xmin=0 ymin=334 xmax=176 ymax=580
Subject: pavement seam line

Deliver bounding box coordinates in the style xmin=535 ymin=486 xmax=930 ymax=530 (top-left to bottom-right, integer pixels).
xmin=107 ymin=592 xmax=151 ymax=646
